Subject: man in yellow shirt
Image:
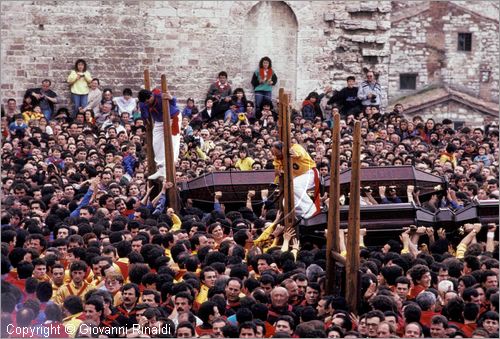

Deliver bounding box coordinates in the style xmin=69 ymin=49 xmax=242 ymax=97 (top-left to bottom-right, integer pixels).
xmin=51 ymin=264 xmax=66 ymax=300
xmin=272 ymin=141 xmax=321 ymax=219
xmin=54 ymin=260 xmax=95 ymax=305
xmin=32 ymin=258 xmax=52 ymax=283
xmin=195 ymin=266 xmax=218 ymax=304
xmin=62 ymin=295 xmax=85 ymax=338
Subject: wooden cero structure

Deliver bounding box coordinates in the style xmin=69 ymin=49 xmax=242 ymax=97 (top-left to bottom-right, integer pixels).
xmin=277 ymin=88 xmax=295 ymax=231
xmin=160 ymin=75 xmax=180 ymax=213
xmin=325 ymin=118 xmax=362 ymax=313
xmin=325 ymin=113 xmax=344 ymax=295
xmin=345 ymin=121 xmax=361 ymax=313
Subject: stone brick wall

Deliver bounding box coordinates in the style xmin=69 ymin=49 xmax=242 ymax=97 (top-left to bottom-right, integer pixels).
xmin=389 ymin=1 xmax=499 ymax=103
xmin=1 ymin=1 xmax=393 ymax=110
xmin=1 ymin=1 xmax=497 ymax=113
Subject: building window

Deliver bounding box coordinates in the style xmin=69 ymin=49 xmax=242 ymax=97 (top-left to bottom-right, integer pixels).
xmin=457 ymin=33 xmax=472 ymax=51
xmin=481 ymin=70 xmax=491 ymax=83
xmin=399 ymin=74 xmax=417 ymax=90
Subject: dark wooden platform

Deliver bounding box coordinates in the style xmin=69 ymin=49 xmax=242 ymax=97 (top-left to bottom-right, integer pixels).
xmin=180 ymin=166 xmax=445 ymax=205
xmin=298 ymin=200 xmax=499 ymax=247
xmin=179 ymin=167 xmax=498 ymax=246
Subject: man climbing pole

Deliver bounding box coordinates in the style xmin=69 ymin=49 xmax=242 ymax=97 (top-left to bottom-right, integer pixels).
xmin=138 ymin=88 xmax=181 ymax=180
xmin=271 ymin=141 xmax=321 ymax=219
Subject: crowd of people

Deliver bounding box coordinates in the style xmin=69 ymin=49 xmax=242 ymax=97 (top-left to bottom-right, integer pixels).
xmin=1 ymin=56 xmax=499 ymax=338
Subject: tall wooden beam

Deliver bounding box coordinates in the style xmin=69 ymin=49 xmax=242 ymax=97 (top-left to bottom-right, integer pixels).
xmin=326 ymin=113 xmax=341 ymax=295
xmin=277 ymin=88 xmax=285 ymax=220
xmin=144 ymin=69 xmax=156 ymax=176
xmin=278 ymin=89 xmax=295 ymax=231
xmin=278 ymin=88 xmax=285 ymax=140
xmin=160 ymin=75 xmax=180 ymax=213
xmin=283 ymin=93 xmax=295 ymax=231
xmin=346 ymin=120 xmax=361 ymax=314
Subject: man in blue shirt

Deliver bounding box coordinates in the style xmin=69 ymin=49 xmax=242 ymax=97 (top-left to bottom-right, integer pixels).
xmin=138 ymin=89 xmax=180 ymax=180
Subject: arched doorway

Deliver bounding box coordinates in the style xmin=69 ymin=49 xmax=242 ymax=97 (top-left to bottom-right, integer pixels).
xmin=241 ymin=1 xmax=298 ymax=104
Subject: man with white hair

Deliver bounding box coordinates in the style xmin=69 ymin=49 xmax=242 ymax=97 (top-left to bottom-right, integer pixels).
xmin=357 ymin=71 xmax=382 ymax=109
xmin=416 ymin=291 xmax=439 ymax=328
xmin=267 ymin=287 xmax=295 ymax=325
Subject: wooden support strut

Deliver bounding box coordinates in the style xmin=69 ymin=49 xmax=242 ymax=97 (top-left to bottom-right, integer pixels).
xmin=144 ymin=69 xmax=156 ymax=176
xmin=277 ymin=88 xmax=285 ymax=220
xmin=279 ymin=89 xmax=295 ymax=231
xmin=326 ymin=113 xmax=341 ymax=295
xmin=346 ymin=121 xmax=361 ymax=314
xmin=160 ymin=75 xmax=180 ymax=213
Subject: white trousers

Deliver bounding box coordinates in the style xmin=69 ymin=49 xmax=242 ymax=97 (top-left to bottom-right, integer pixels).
xmin=153 ymin=120 xmax=181 ymax=170
xmin=293 ymin=168 xmax=318 ymax=219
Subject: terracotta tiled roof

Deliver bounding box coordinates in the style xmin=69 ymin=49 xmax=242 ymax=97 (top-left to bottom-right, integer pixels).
xmin=392 ymin=2 xmax=499 ymax=23
xmin=389 ymin=86 xmax=499 ymax=117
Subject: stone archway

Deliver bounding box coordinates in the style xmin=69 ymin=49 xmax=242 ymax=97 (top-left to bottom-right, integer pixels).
xmin=241 ymin=1 xmax=298 ymax=103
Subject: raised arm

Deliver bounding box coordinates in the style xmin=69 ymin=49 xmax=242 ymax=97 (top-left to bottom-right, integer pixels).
xmin=246 ymin=190 xmax=255 ymax=211
xmin=69 ymin=178 xmax=98 ymax=218
xmin=339 ymin=228 xmax=347 ymax=257
xmin=141 ymin=181 xmax=154 ymax=206
xmin=456 ymin=223 xmax=481 ymax=259
xmin=486 ymin=223 xmax=496 ymax=253
xmin=214 ymin=191 xmax=223 ymax=213
xmin=281 ymin=227 xmax=296 ymax=253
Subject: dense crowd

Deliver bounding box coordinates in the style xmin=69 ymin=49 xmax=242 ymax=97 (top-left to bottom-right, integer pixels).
xmin=1 ymin=58 xmax=499 ymax=338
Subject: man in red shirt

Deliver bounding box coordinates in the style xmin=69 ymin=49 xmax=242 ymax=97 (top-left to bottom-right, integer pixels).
xmin=408 ymin=265 xmax=431 ymax=300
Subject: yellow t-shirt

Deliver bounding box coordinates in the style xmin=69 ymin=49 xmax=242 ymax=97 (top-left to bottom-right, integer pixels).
xmin=67 ymin=70 xmax=92 ymax=95
xmin=235 ymin=157 xmax=255 ymax=171
xmin=273 ymin=143 xmax=316 ymax=177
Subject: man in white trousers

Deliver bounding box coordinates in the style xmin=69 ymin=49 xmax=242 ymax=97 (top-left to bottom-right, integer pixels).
xmin=138 ymin=89 xmax=181 ymax=180
xmin=272 ymin=141 xmax=321 ymax=219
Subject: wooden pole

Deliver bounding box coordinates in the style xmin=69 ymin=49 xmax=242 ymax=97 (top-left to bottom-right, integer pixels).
xmin=277 ymin=88 xmax=285 ymax=220
xmin=160 ymin=75 xmax=180 ymax=213
xmin=278 ymin=88 xmax=295 ymax=231
xmin=326 ymin=113 xmax=341 ymax=295
xmin=278 ymin=88 xmax=285 ymax=140
xmin=144 ymin=69 xmax=156 ymax=176
xmin=283 ymin=93 xmax=295 ymax=231
xmin=346 ymin=120 xmax=361 ymax=314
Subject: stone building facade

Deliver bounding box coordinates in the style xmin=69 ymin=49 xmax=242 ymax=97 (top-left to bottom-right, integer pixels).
xmin=1 ymin=1 xmax=498 ymax=122
xmin=387 ymin=1 xmax=499 ymax=127
xmin=389 ymin=1 xmax=499 ymax=103
xmin=0 ymin=0 xmax=391 ymax=109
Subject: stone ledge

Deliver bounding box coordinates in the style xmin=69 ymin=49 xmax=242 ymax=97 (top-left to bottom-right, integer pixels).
xmin=323 ymin=12 xmax=334 ymax=22
xmin=362 ymin=49 xmax=390 ymax=56
xmin=377 ymin=21 xmax=391 ymax=30
xmin=347 ymin=35 xmax=365 ymax=43
xmin=340 ymin=20 xmax=378 ymax=30
xmin=346 ymin=2 xmax=379 ymax=13
xmin=360 ymin=2 xmax=379 ymax=12
xmin=378 ymin=3 xmax=392 ymax=13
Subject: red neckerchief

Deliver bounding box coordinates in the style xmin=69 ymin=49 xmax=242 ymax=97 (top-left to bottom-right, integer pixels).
xmin=215 ymin=80 xmax=229 ymax=92
xmin=102 ymin=312 xmax=120 ymax=327
xmin=226 ymin=300 xmax=240 ymax=310
xmin=260 ymin=67 xmax=273 ymax=81
xmin=117 ymin=304 xmax=137 ymax=317
xmin=148 ymin=97 xmax=161 ymax=116
xmin=67 ymin=281 xmax=88 ymax=297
